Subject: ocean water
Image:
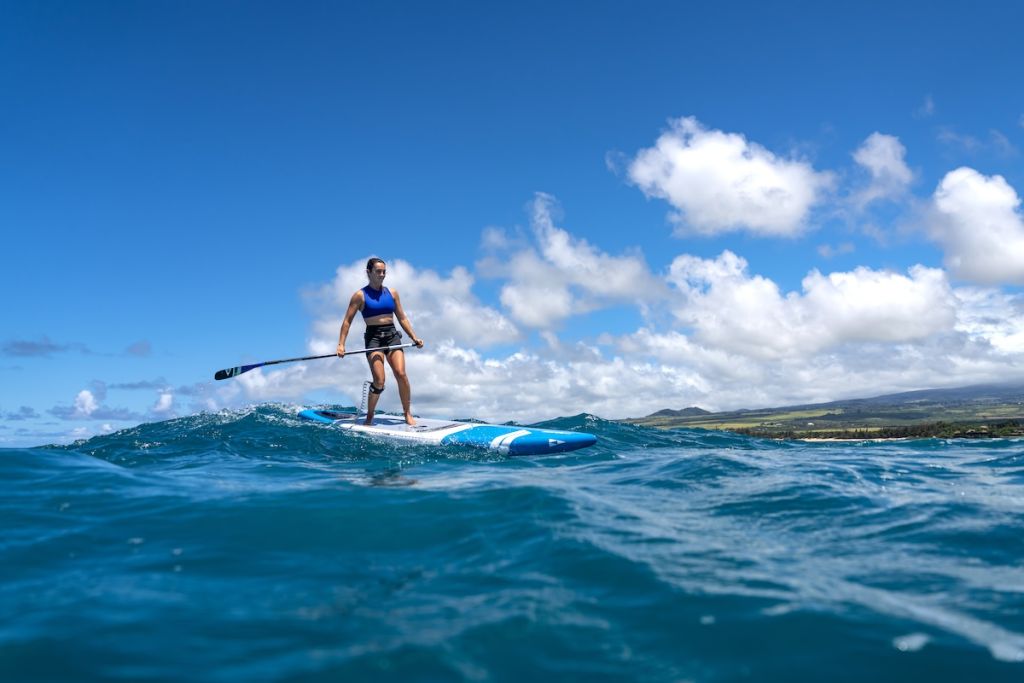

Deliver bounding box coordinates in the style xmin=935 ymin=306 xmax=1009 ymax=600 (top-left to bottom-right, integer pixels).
xmin=2 ymin=405 xmax=1023 ymax=682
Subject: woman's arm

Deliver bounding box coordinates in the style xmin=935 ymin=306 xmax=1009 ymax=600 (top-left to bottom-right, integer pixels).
xmin=391 ymin=289 xmax=424 ymax=347
xmin=336 ymin=291 xmax=363 ymax=356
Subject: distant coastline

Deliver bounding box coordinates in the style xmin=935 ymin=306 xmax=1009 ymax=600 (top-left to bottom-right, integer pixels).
xmin=768 ymin=422 xmax=1024 ymax=441
xmin=621 ymin=382 xmax=1024 ymax=440
xmin=739 ymin=421 xmax=1024 ymax=441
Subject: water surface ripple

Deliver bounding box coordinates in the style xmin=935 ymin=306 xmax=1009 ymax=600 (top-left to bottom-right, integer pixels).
xmin=2 ymin=405 xmax=1023 ymax=681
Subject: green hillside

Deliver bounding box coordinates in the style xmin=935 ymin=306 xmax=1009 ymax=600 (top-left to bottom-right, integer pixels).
xmin=622 ymin=383 xmax=1024 ymax=439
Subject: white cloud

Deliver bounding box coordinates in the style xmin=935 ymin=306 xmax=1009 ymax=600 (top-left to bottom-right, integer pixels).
xmin=954 ymin=286 xmax=1024 ymax=354
xmin=498 ymin=251 xmax=575 ymax=328
xmin=930 ymin=167 xmax=1024 ymax=284
xmin=628 ymin=116 xmax=833 ymax=236
xmin=210 ymin=245 xmax=1024 ymax=423
xmin=199 ymin=202 xmax=1024 ymax=422
xmin=208 ymin=336 xmax=716 ymax=422
xmin=153 ymin=392 xmax=174 ymax=414
xmin=487 ymin=194 xmax=664 ymax=328
xmin=530 ymin=194 xmax=656 ymax=300
xmin=666 ymin=251 xmax=958 ymax=359
xmin=852 ymin=133 xmax=913 ymax=206
xmin=619 ymin=324 xmax=1024 ymax=414
xmin=801 ymin=266 xmax=957 ymax=342
xmin=376 ymin=339 xmax=722 ymax=421
xmin=73 ymin=390 xmax=98 ymax=418
xmin=208 ymin=301 xmax=1024 ymax=426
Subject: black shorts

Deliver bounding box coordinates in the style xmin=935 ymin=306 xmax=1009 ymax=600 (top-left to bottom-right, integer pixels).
xmin=364 ymin=324 xmax=403 ymax=353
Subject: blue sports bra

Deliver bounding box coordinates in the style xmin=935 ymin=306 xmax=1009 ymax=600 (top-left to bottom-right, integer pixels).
xmin=361 ymin=285 xmax=395 ymax=319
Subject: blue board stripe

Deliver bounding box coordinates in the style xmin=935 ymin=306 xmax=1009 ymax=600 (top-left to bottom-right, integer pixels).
xmin=506 ymin=430 xmax=598 ymax=455
xmin=298 ymin=409 xmax=338 ymax=424
xmin=440 ymin=425 xmax=522 ymax=448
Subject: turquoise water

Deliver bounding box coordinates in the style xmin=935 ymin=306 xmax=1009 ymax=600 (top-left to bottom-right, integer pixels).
xmin=2 ymin=405 xmax=1023 ymax=682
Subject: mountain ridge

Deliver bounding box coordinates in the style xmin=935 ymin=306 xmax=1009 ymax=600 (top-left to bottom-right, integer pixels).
xmin=624 ymin=382 xmax=1024 ymax=439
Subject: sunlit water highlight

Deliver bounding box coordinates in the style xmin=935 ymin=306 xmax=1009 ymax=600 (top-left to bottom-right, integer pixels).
xmin=2 ymin=405 xmax=1023 ymax=682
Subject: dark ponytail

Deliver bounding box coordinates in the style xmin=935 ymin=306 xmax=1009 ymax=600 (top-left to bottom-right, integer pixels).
xmin=366 ymin=257 xmax=386 ymax=272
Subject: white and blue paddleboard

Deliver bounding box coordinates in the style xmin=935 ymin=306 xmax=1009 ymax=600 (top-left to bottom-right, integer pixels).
xmin=298 ymin=409 xmax=597 ymax=456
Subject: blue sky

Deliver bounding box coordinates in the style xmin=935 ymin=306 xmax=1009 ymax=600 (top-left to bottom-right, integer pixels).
xmin=3 ymin=1 xmax=1024 ymax=446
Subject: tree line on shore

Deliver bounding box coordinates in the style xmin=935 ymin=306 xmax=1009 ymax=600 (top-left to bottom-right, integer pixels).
xmin=734 ymin=420 xmax=1024 ymax=440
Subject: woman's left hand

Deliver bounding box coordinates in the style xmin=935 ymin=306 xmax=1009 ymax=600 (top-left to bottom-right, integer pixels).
xmin=414 ymin=338 xmax=425 ymax=348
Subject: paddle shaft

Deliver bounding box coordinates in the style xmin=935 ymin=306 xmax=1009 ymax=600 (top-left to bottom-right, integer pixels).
xmin=214 ymin=343 xmax=417 ymax=380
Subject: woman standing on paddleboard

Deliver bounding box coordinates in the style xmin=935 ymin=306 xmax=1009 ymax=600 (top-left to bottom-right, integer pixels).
xmin=337 ymin=258 xmax=425 ymax=425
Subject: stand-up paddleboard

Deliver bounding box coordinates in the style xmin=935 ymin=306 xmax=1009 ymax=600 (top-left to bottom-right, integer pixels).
xmin=298 ymin=409 xmax=597 ymax=456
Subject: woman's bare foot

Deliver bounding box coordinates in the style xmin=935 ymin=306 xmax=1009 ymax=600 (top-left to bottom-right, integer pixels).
xmin=404 ymin=414 xmax=416 ymax=426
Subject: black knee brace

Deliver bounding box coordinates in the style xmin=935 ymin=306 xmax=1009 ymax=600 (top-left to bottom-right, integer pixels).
xmin=369 ymin=383 xmax=384 ymax=395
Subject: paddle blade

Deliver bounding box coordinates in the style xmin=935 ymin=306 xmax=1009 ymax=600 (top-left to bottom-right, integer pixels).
xmin=214 ymin=363 xmax=260 ymax=381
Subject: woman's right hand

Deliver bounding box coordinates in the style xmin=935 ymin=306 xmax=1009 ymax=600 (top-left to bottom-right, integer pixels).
xmin=336 ymin=343 xmax=346 ymax=358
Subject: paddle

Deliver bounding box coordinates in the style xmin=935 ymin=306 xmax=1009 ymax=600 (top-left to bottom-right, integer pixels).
xmin=214 ymin=343 xmax=417 ymax=380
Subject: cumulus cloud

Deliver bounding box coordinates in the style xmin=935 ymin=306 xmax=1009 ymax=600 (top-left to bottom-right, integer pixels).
xmin=929 ymin=167 xmax=1024 ymax=284
xmin=213 ymin=287 xmax=1024 ymax=422
xmin=666 ymin=251 xmax=958 ymax=359
xmin=498 ymin=251 xmax=575 ymax=328
xmin=196 ymin=200 xmax=1024 ymax=422
xmin=954 ymin=287 xmax=1024 ymax=355
xmin=617 ymin=324 xmax=1024 ymax=413
xmin=326 ymin=339 xmax=714 ymax=422
xmin=628 ymin=116 xmax=833 ymax=236
xmin=153 ymin=392 xmax=174 ymax=414
xmin=73 ymin=390 xmax=99 ymax=418
xmin=530 ymin=194 xmax=656 ymax=300
xmin=203 ymin=248 xmax=1024 ymax=423
xmin=852 ymin=133 xmax=913 ymax=206
xmin=488 ymin=194 xmax=665 ymax=328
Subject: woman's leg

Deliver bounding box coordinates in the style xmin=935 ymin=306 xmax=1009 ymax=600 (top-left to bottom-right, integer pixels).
xmin=365 ymin=351 xmax=387 ymax=424
xmin=386 ymin=350 xmax=415 ymax=425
